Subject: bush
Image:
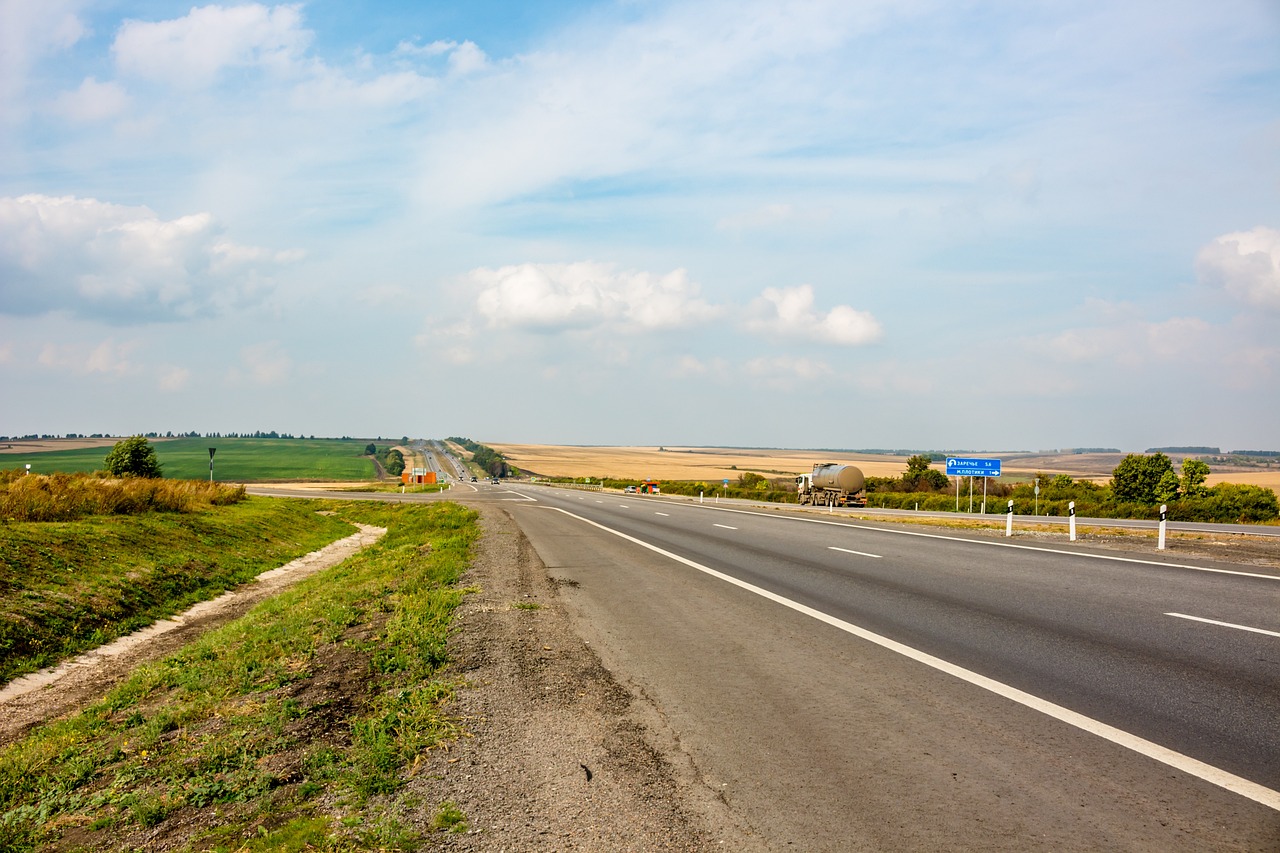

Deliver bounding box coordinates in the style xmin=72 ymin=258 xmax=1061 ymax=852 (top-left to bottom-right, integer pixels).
xmin=103 ymin=436 xmax=163 ymax=479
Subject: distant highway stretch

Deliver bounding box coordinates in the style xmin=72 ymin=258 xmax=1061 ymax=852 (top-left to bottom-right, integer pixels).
xmin=247 ymin=480 xmax=1280 ymax=848
xmin=496 ymin=482 xmax=1280 ymax=850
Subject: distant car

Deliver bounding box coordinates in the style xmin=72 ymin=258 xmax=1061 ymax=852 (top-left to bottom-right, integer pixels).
xmin=491 ymin=477 xmax=499 ymax=484
xmin=624 ymin=485 xmax=637 ymax=493
xmin=471 ymin=476 xmax=477 ymax=482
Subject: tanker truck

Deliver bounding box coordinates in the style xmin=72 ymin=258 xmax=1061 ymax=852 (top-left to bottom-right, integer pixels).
xmin=796 ymin=463 xmax=866 ymax=507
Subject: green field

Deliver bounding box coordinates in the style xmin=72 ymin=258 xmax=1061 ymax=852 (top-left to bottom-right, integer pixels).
xmin=2 ymin=437 xmax=382 ymax=481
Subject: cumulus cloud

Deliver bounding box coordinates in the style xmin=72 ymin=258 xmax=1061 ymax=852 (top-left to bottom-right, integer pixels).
xmin=112 ymin=3 xmax=311 ymax=87
xmin=394 ymin=39 xmax=489 ymax=76
xmin=744 ymin=284 xmax=881 ymax=346
xmin=0 ymin=194 xmax=298 ymax=323
xmin=51 ymin=77 xmax=130 ymax=123
xmin=470 ymin=262 xmax=720 ymax=333
xmin=0 ymin=0 xmax=86 ymax=123
xmin=1196 ymin=226 xmax=1280 ymax=311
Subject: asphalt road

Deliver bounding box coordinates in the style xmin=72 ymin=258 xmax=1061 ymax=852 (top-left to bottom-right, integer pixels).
xmin=248 ymin=480 xmax=1280 ymax=849
xmin=494 ymin=483 xmax=1280 ymax=850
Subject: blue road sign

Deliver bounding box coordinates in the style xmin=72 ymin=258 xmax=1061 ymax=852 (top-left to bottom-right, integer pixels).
xmin=945 ymin=457 xmax=1002 ymax=477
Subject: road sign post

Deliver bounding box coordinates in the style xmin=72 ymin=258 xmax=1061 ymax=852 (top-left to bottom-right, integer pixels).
xmin=1006 ymin=500 xmax=1014 ymax=537
xmin=1069 ymin=501 xmax=1077 ymax=541
xmin=945 ymin=458 xmax=1001 ymax=513
xmin=1159 ymin=504 xmax=1167 ymax=550
xmin=208 ymin=447 xmax=216 ymax=482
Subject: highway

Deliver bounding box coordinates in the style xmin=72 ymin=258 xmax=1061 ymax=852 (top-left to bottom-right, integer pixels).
xmin=247 ymin=479 xmax=1280 ymax=848
xmin=494 ymin=482 xmax=1280 ymax=850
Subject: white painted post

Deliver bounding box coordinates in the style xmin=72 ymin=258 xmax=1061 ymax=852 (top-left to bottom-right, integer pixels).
xmin=1158 ymin=504 xmax=1167 ymax=550
xmin=1069 ymin=501 xmax=1077 ymax=541
xmin=699 ymin=491 xmax=704 ymax=504
xmin=1006 ymin=500 xmax=1013 ymax=537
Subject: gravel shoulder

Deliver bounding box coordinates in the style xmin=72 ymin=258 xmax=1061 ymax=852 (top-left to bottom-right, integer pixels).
xmin=410 ymin=501 xmax=763 ymax=850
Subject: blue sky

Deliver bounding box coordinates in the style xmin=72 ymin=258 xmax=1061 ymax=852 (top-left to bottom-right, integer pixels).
xmin=1 ymin=0 xmax=1278 ymax=451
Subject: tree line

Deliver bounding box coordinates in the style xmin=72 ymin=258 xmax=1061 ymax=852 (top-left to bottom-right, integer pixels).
xmin=446 ymin=437 xmax=509 ymax=477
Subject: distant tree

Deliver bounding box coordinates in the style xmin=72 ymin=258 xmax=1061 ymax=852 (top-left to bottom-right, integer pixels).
xmin=902 ymin=455 xmax=948 ymax=491
xmin=1180 ymin=459 xmax=1211 ymax=497
xmin=905 ymin=455 xmax=932 ymax=478
xmin=1110 ymin=453 xmax=1174 ymax=504
xmin=1155 ymin=470 xmax=1181 ymax=503
xmin=103 ymin=436 xmax=163 ymax=478
xmin=365 ymin=442 xmax=377 ymax=456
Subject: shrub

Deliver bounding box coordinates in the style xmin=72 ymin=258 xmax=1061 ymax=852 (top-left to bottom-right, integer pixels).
xmin=103 ymin=436 xmax=163 ymax=479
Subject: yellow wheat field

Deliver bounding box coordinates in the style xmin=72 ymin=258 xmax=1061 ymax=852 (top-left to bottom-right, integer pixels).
xmin=488 ymin=444 xmax=916 ymax=482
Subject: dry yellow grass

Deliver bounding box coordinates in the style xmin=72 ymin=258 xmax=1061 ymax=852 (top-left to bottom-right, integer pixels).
xmin=0 ymin=438 xmax=129 ymax=454
xmin=1205 ymin=471 xmax=1280 ymax=492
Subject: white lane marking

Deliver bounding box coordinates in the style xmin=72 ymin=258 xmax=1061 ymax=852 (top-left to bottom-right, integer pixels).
xmin=619 ymin=504 xmax=630 ymax=509
xmin=713 ymin=523 xmax=738 ymax=530
xmin=655 ymin=512 xmax=670 ymax=517
xmin=698 ymin=505 xmax=1280 ymax=582
xmin=829 ymin=546 xmax=882 ymax=559
xmin=1166 ymin=613 xmax=1280 ymax=639
xmin=541 ymin=506 xmax=1280 ymax=813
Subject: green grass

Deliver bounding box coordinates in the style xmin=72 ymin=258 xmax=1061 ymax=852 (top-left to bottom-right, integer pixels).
xmin=0 ymin=499 xmax=478 ymax=852
xmin=0 ymin=496 xmax=355 ymax=684
xmin=4 ymin=437 xmax=381 ymax=482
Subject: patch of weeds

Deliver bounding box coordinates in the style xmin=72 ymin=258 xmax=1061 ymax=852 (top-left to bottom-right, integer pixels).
xmin=432 ymin=800 xmax=468 ymax=833
xmin=512 ymin=600 xmax=542 ymax=610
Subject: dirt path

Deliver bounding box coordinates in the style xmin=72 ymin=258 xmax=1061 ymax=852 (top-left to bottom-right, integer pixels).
xmin=0 ymin=523 xmax=385 ymax=745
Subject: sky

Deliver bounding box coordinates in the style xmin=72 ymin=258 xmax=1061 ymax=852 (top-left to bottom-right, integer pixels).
xmin=1 ymin=0 xmax=1278 ymax=452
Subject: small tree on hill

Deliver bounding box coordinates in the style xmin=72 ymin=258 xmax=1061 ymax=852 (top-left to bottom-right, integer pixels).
xmin=103 ymin=436 xmax=163 ymax=478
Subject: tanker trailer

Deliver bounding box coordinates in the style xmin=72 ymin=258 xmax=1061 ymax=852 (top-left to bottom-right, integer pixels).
xmin=796 ymin=463 xmax=866 ymax=506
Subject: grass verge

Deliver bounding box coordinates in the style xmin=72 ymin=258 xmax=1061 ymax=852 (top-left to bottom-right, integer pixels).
xmin=0 ymin=499 xmax=478 ymax=852
xmin=0 ymin=497 xmax=356 ymax=684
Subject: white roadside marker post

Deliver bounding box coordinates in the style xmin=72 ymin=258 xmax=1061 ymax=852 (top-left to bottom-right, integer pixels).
xmin=1069 ymin=501 xmax=1077 ymax=541
xmin=1158 ymin=504 xmax=1167 ymax=550
xmin=1006 ymin=500 xmax=1014 ymax=537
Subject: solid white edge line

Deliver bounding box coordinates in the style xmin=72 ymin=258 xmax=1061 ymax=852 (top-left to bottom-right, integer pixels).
xmin=1166 ymin=612 xmax=1280 ymax=639
xmin=829 ymin=546 xmax=883 ymax=559
xmin=542 ymin=505 xmax=1280 ymax=813
xmin=713 ymin=523 xmax=738 ymax=530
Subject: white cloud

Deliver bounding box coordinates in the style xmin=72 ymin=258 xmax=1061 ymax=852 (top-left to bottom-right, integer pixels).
xmin=744 ymin=284 xmax=882 ymax=346
xmin=1196 ymin=226 xmax=1280 ymax=311
xmin=112 ymin=3 xmax=311 ymax=87
xmin=158 ymin=365 xmax=191 ymax=392
xmin=0 ymin=0 xmax=86 ymax=123
xmin=0 ymin=194 xmax=297 ymax=323
xmin=38 ymin=338 xmax=140 ymax=376
xmin=231 ymin=341 xmax=291 ymax=385
xmin=51 ymin=77 xmax=130 ymax=123
xmin=744 ymin=355 xmax=833 ymax=381
xmin=471 ymin=262 xmax=720 ymax=333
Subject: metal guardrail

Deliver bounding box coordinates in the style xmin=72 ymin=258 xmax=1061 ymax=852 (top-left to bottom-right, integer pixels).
xmin=524 ymin=480 xmax=603 ymax=492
